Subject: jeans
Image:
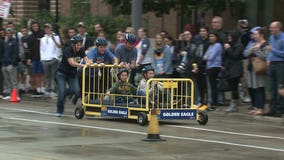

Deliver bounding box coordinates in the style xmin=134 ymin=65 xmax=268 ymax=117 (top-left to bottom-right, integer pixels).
xmin=268 ymin=62 xmax=284 ymax=113
xmin=0 ymin=66 xmax=3 ymax=94
xmin=56 ymin=71 xmax=80 ymax=114
xmin=248 ymin=87 xmax=265 ymax=109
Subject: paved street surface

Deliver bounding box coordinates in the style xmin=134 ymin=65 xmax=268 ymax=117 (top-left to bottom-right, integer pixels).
xmin=0 ymin=98 xmax=283 ymax=160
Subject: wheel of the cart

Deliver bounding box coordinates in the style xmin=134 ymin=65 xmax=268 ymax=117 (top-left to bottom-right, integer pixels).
xmin=137 ymin=112 xmax=148 ymax=126
xmin=74 ymin=107 xmax=84 ymax=119
xmin=197 ymin=111 xmax=208 ymax=125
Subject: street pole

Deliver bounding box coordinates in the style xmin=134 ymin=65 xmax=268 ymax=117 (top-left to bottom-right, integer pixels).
xmin=131 ymin=0 xmax=143 ymax=34
xmin=55 ymin=0 xmax=59 ymax=34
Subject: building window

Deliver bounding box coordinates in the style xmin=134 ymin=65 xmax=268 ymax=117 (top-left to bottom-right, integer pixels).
xmin=38 ymin=0 xmax=50 ymax=11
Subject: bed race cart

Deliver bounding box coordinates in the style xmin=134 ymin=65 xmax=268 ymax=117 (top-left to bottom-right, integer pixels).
xmin=74 ymin=65 xmax=208 ymax=126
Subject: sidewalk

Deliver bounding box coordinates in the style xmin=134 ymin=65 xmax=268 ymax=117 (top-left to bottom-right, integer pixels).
xmin=208 ymin=103 xmax=284 ymax=126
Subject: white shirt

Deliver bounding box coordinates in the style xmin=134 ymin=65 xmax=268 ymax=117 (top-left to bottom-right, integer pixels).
xmin=40 ymin=33 xmax=61 ymax=61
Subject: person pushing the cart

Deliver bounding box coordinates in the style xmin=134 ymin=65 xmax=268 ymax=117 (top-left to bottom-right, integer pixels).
xmin=55 ymin=35 xmax=92 ymax=117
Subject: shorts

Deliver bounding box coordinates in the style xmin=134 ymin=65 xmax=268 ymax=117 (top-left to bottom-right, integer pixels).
xmin=32 ymin=60 xmax=44 ymax=74
xmin=18 ymin=61 xmax=27 ymax=74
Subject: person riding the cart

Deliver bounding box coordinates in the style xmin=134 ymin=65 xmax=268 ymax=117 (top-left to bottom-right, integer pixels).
xmin=137 ymin=65 xmax=162 ymax=104
xmin=105 ymin=68 xmax=137 ymax=103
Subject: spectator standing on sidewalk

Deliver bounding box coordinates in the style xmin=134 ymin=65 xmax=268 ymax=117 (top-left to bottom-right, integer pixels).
xmin=20 ymin=27 xmax=31 ymax=93
xmin=40 ymin=23 xmax=62 ymax=97
xmin=192 ymin=26 xmax=210 ymax=108
xmin=0 ymin=31 xmax=3 ymax=98
xmin=28 ymin=21 xmax=45 ymax=95
xmin=244 ymin=27 xmax=268 ymax=116
xmin=0 ymin=28 xmax=5 ymax=40
xmin=223 ymin=31 xmax=244 ymax=112
xmin=130 ymin=27 xmax=152 ymax=86
xmin=266 ymin=21 xmax=284 ymax=117
xmin=55 ymin=35 xmax=92 ymax=117
xmin=62 ymin=27 xmax=77 ymax=50
xmin=203 ymin=31 xmax=223 ymax=110
xmin=152 ymin=33 xmax=173 ymax=78
xmin=211 ymin=16 xmax=226 ymax=105
xmin=237 ymin=19 xmax=252 ymax=103
xmin=1 ymin=28 xmax=19 ymax=99
xmin=77 ymin=22 xmax=93 ymax=51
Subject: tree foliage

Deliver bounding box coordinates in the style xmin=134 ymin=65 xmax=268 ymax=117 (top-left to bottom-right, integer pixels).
xmin=104 ymin=0 xmax=228 ymax=16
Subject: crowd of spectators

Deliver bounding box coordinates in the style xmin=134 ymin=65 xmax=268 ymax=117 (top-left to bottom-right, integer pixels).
xmin=0 ymin=16 xmax=283 ymax=117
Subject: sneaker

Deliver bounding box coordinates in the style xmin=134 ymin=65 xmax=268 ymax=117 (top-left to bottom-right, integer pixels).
xmin=3 ymin=96 xmax=10 ymax=100
xmin=225 ymin=106 xmax=238 ymax=112
xmin=49 ymin=92 xmax=57 ymax=97
xmin=55 ymin=113 xmax=62 ymax=117
xmin=40 ymin=87 xmax=46 ymax=94
xmin=36 ymin=88 xmax=43 ymax=95
xmin=242 ymin=96 xmax=251 ymax=103
xmin=44 ymin=92 xmax=51 ymax=97
xmin=32 ymin=89 xmax=41 ymax=95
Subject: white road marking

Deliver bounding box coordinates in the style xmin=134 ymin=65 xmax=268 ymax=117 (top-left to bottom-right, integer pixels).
xmin=167 ymin=125 xmax=284 ymax=140
xmin=1 ymin=106 xmax=283 ymax=140
xmin=0 ymin=107 xmax=74 ymax=117
xmin=6 ymin=117 xmax=284 ymax=153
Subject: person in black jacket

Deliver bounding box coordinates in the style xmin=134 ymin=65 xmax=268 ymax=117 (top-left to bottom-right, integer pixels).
xmin=28 ymin=21 xmax=45 ymax=95
xmin=1 ymin=28 xmax=19 ymax=98
xmin=192 ymin=26 xmax=210 ymax=108
xmin=0 ymin=33 xmax=4 ymax=97
xmin=223 ymin=30 xmax=244 ymax=112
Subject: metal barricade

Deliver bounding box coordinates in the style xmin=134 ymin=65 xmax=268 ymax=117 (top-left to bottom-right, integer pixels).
xmin=81 ymin=65 xmax=146 ymax=113
xmin=145 ymin=78 xmax=194 ymax=110
xmin=76 ymin=65 xmax=207 ymax=126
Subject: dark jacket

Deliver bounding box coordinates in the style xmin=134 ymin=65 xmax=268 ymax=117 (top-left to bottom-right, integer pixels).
xmin=28 ymin=30 xmax=44 ymax=61
xmin=223 ymin=31 xmax=244 ymax=79
xmin=0 ymin=38 xmax=4 ymax=66
xmin=2 ymin=38 xmax=19 ymax=66
xmin=83 ymin=34 xmax=93 ymax=51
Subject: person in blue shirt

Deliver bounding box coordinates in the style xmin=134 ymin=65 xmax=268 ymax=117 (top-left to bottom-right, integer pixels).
xmin=87 ymin=38 xmax=119 ymax=66
xmin=75 ymin=38 xmax=119 ymax=104
xmin=203 ymin=31 xmax=223 ymax=110
xmin=265 ymin=21 xmax=284 ymax=117
xmin=152 ymin=33 xmax=173 ymax=78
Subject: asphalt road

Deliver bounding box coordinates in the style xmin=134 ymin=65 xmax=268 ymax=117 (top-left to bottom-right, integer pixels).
xmin=0 ymin=99 xmax=283 ymax=160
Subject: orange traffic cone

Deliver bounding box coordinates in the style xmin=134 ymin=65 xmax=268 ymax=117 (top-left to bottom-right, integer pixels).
xmin=143 ymin=109 xmax=165 ymax=141
xmin=10 ymin=89 xmax=19 ymax=102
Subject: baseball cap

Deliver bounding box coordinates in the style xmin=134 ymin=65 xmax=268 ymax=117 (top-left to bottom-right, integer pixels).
xmin=238 ymin=19 xmax=248 ymax=28
xmin=77 ymin=22 xmax=85 ymax=28
xmin=250 ymin=26 xmax=261 ymax=34
xmin=44 ymin=23 xmax=52 ymax=28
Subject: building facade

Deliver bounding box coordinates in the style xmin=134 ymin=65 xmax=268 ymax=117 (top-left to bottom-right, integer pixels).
xmin=2 ymin=0 xmax=284 ymax=38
